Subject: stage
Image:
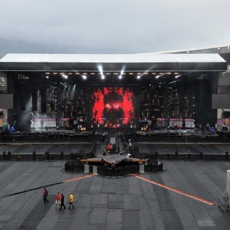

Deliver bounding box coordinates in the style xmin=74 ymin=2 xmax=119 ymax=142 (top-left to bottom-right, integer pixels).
xmin=0 ymin=127 xmax=228 ymax=143
xmin=80 ymin=154 xmax=146 ymax=166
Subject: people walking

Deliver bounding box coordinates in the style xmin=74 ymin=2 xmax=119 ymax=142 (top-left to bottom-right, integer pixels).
xmin=68 ymin=192 xmax=74 ymax=209
xmin=60 ymin=194 xmax=66 ymax=210
xmin=55 ymin=192 xmax=61 ymax=207
xmin=43 ymin=188 xmax=49 ymax=203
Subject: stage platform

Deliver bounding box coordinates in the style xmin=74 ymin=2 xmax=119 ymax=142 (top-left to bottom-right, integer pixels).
xmin=80 ymin=153 xmax=146 ymax=165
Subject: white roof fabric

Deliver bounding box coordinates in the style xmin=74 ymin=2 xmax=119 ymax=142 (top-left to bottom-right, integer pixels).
xmin=0 ymin=53 xmax=226 ymax=63
xmin=0 ymin=53 xmax=227 ymax=72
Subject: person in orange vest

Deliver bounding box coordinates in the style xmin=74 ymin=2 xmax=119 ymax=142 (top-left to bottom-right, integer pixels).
xmin=68 ymin=192 xmax=74 ymax=209
xmin=55 ymin=192 xmax=61 ymax=207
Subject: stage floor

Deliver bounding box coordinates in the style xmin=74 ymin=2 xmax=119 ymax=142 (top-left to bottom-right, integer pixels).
xmin=0 ymin=159 xmax=230 ymax=229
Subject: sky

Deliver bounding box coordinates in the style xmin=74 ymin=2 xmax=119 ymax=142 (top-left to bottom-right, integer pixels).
xmin=0 ymin=0 xmax=230 ymax=58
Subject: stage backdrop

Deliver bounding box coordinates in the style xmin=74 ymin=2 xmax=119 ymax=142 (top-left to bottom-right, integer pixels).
xmin=89 ymin=87 xmax=136 ymax=128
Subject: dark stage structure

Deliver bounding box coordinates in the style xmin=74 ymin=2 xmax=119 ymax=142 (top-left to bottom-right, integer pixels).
xmin=0 ymin=52 xmax=227 ymax=176
xmin=0 ymin=53 xmax=227 ymax=134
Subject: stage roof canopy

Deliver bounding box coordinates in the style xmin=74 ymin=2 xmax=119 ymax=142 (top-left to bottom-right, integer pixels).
xmin=0 ymin=53 xmax=227 ymax=72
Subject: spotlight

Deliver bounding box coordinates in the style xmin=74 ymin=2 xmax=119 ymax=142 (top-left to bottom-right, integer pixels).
xmin=119 ymin=66 xmax=126 ymax=79
xmin=156 ymin=75 xmax=160 ymax=79
xmin=97 ymin=64 xmax=105 ymax=79
xmin=62 ymin=74 xmax=68 ymax=79
xmin=82 ymin=75 xmax=87 ymax=80
xmin=175 ymin=75 xmax=181 ymax=79
xmin=137 ymin=75 xmax=141 ymax=79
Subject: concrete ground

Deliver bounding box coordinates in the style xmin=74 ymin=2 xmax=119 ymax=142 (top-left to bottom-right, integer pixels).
xmin=0 ymin=143 xmax=230 ymax=229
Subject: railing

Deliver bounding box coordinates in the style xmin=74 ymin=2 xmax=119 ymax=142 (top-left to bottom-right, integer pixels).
xmin=0 ymin=152 xmax=229 ymax=162
xmin=0 ymin=153 xmax=72 ymax=161
xmin=144 ymin=152 xmax=229 ymax=161
xmin=1 ymin=132 xmax=93 ymax=143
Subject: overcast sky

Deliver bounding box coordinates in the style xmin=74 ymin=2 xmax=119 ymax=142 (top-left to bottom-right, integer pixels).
xmin=0 ymin=0 xmax=229 ymax=58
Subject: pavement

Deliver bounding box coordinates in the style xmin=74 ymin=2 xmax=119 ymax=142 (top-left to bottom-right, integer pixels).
xmin=0 ymin=143 xmax=230 ymax=229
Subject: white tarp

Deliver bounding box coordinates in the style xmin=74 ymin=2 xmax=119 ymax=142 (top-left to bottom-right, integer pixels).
xmin=0 ymin=53 xmax=226 ymax=64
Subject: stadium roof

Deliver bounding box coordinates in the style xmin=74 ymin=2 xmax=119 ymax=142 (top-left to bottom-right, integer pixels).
xmin=157 ymin=45 xmax=230 ymax=54
xmin=0 ymin=53 xmax=227 ymax=72
xmin=157 ymin=45 xmax=230 ymax=64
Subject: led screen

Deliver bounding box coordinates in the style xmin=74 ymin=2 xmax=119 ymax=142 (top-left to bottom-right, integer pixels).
xmin=90 ymin=87 xmax=135 ymax=128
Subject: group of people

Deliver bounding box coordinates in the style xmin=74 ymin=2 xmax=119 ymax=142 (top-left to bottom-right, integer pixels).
xmin=2 ymin=150 xmax=11 ymax=160
xmin=43 ymin=188 xmax=75 ymax=210
xmin=107 ymin=143 xmax=120 ymax=153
